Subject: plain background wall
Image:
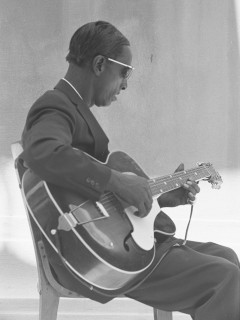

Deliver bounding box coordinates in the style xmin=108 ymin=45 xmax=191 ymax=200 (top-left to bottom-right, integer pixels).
xmin=0 ymin=0 xmax=239 ymax=172
xmin=0 ymin=0 xmax=239 ymax=318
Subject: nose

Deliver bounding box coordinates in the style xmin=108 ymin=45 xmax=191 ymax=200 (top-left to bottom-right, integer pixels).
xmin=120 ymin=78 xmax=128 ymax=91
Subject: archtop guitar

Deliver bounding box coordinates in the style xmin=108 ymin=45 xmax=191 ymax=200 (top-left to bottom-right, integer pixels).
xmin=21 ymin=151 xmax=222 ymax=293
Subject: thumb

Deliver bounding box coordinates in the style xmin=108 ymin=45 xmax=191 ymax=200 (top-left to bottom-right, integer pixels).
xmin=175 ymin=163 xmax=184 ymax=172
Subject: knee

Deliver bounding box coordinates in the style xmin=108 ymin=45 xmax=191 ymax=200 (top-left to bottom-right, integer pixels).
xmin=224 ymin=247 xmax=240 ymax=266
xmin=209 ymin=242 xmax=240 ymax=267
xmin=217 ymin=259 xmax=240 ymax=284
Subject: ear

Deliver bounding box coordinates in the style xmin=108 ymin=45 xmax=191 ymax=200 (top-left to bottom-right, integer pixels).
xmin=92 ymin=55 xmax=106 ymax=76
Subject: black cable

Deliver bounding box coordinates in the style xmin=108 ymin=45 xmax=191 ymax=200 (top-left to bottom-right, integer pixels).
xmin=183 ymin=204 xmax=194 ymax=245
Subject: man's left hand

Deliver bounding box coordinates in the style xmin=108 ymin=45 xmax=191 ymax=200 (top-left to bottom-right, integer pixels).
xmin=158 ymin=163 xmax=200 ymax=208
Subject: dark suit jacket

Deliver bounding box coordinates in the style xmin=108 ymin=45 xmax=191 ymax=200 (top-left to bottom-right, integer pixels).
xmin=21 ymin=79 xmax=115 ymax=302
xmin=21 ymin=79 xmax=111 ymax=201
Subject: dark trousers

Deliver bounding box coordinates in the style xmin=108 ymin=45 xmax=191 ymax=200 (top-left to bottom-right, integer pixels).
xmin=126 ymin=240 xmax=240 ymax=320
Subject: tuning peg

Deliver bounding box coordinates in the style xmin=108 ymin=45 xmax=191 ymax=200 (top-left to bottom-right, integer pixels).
xmin=197 ymin=162 xmax=212 ymax=167
xmin=211 ymin=181 xmax=222 ymax=189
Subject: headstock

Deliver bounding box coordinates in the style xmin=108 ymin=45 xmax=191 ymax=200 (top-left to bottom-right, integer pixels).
xmin=197 ymin=162 xmax=223 ymax=189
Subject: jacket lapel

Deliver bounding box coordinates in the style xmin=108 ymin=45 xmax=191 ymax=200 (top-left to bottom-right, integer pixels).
xmin=54 ymin=79 xmax=109 ymax=159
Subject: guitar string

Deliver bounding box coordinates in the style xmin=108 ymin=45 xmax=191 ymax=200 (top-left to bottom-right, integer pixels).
xmin=99 ymin=167 xmax=209 ymax=206
xmin=100 ymin=182 xmax=196 ymax=209
xmin=148 ymin=167 xmax=210 ymax=195
xmin=98 ymin=170 xmax=209 ymax=208
xmin=98 ymin=164 xmax=215 ymax=208
xmin=149 ymin=166 xmax=209 ymax=184
xmin=83 ymin=167 xmax=212 ymax=256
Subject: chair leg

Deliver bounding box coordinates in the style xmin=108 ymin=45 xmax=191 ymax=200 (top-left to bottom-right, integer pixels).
xmin=153 ymin=308 xmax=173 ymax=320
xmin=39 ymin=284 xmax=59 ymax=320
xmin=37 ymin=249 xmax=60 ymax=320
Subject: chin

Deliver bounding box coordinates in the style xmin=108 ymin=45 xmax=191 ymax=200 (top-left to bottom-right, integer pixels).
xmin=96 ymin=100 xmax=113 ymax=107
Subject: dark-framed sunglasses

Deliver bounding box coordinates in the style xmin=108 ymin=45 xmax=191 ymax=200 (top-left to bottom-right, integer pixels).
xmin=106 ymin=57 xmax=134 ymax=79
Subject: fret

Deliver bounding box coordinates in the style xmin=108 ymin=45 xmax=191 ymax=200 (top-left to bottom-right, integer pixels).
xmin=149 ymin=166 xmax=212 ymax=197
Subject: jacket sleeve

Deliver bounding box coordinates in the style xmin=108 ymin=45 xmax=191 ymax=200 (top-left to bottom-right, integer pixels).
xmin=20 ymin=99 xmax=111 ymax=201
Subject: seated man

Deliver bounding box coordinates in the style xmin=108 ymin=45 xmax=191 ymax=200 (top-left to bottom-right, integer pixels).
xmin=20 ymin=21 xmax=240 ymax=320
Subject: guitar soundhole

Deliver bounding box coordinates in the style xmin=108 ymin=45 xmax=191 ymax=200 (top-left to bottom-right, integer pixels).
xmin=124 ymin=243 xmax=130 ymax=252
xmin=124 ymin=234 xmax=131 ymax=252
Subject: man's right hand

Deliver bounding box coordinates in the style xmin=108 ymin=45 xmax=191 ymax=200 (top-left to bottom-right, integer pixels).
xmin=106 ymin=169 xmax=153 ymax=218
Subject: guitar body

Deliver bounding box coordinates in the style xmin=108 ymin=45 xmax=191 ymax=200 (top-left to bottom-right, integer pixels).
xmin=22 ymin=151 xmax=176 ymax=292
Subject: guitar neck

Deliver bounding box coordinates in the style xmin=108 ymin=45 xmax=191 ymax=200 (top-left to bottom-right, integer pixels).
xmin=149 ymin=166 xmax=211 ymax=197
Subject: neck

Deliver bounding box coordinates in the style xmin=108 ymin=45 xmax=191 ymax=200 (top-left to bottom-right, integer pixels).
xmin=64 ymin=63 xmax=94 ymax=108
xmin=148 ymin=164 xmax=215 ymax=197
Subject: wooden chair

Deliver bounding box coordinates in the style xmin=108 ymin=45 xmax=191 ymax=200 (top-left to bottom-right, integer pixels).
xmin=11 ymin=141 xmax=173 ymax=320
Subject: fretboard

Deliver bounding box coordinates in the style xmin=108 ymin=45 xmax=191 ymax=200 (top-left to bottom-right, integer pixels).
xmin=149 ymin=166 xmax=211 ymax=197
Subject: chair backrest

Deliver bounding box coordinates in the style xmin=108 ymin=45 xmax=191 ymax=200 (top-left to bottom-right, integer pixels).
xmin=11 ymin=142 xmax=48 ymax=284
xmin=10 ymin=141 xmax=79 ymax=297
xmin=11 ymin=142 xmax=42 ymax=269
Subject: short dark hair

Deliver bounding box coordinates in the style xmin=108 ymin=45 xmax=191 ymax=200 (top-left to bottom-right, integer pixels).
xmin=66 ymin=21 xmax=130 ymax=67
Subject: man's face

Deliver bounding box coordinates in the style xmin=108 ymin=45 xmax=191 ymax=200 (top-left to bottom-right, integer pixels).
xmin=94 ymin=46 xmax=133 ymax=107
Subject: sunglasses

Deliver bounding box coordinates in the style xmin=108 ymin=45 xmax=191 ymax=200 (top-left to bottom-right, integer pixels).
xmin=106 ymin=57 xmax=134 ymax=79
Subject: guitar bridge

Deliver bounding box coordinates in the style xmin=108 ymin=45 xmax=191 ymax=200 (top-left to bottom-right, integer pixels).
xmin=57 ymin=201 xmax=110 ymax=231
xmin=69 ymin=201 xmax=109 ymax=225
xmin=95 ymin=201 xmax=110 ymax=218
